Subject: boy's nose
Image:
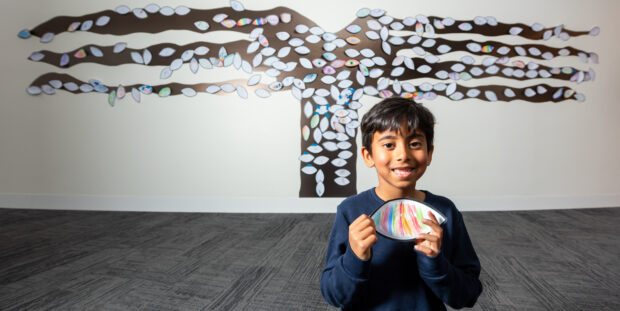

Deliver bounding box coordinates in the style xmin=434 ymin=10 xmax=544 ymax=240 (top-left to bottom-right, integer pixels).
xmin=395 ymin=143 xmax=410 ymax=161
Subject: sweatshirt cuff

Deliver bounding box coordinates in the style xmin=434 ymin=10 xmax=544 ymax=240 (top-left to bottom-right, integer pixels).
xmin=416 ymin=250 xmax=450 ymax=277
xmin=342 ymin=244 xmax=372 ymax=279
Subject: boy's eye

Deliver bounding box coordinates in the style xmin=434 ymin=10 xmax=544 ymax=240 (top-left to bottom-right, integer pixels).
xmin=410 ymin=141 xmax=422 ymax=148
xmin=383 ymin=143 xmax=394 ymax=148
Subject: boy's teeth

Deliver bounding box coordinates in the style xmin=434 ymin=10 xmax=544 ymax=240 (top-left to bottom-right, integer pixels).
xmin=393 ymin=168 xmax=413 ymax=176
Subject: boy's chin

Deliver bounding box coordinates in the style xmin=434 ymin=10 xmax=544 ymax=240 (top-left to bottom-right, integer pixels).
xmin=381 ymin=180 xmax=418 ymax=192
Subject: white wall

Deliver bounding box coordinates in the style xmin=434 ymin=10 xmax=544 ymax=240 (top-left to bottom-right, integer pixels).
xmin=1 ymin=0 xmax=619 ymax=212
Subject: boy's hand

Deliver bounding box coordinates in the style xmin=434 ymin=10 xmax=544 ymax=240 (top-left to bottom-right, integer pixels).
xmin=414 ymin=211 xmax=443 ymax=258
xmin=349 ymin=214 xmax=378 ymax=260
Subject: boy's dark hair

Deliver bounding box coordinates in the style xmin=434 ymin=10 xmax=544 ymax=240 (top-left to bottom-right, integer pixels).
xmin=361 ymin=97 xmax=435 ymax=154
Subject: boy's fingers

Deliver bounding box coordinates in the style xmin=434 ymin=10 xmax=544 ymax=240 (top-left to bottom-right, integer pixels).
xmin=416 ymin=233 xmax=439 ymax=243
xmin=423 ymin=212 xmax=440 ymax=229
xmin=350 ymin=216 xmax=375 ymax=232
xmin=360 ymin=217 xmax=376 ymax=229
xmin=421 ymin=219 xmax=442 ymax=234
xmin=350 ymin=214 xmax=367 ymax=226
xmin=359 ymin=225 xmax=376 ymax=238
xmin=351 ymin=234 xmax=377 ymax=251
xmin=351 ymin=214 xmax=373 ymax=229
xmin=427 ymin=211 xmax=439 ymax=224
xmin=363 ymin=234 xmax=378 ymax=246
xmin=348 ymin=215 xmax=378 ymax=260
xmin=414 ymin=244 xmax=435 ymax=256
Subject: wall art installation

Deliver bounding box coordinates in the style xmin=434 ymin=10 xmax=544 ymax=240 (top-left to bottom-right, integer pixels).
xmin=18 ymin=1 xmax=599 ymax=197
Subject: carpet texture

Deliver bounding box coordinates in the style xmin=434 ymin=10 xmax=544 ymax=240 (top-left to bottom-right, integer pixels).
xmin=1 ymin=207 xmax=619 ymax=310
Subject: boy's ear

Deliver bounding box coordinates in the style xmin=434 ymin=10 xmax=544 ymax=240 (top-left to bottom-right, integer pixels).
xmin=361 ymin=146 xmax=375 ymax=168
xmin=426 ymin=145 xmax=434 ymax=166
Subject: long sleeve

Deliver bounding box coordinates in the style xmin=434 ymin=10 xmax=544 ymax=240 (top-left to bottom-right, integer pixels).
xmin=319 ymin=205 xmax=372 ymax=308
xmin=319 ymin=189 xmax=481 ymax=310
xmin=416 ymin=210 xmax=483 ymax=309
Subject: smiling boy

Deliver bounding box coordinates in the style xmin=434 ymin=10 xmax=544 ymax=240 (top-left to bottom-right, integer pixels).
xmin=320 ymin=97 xmax=482 ymax=310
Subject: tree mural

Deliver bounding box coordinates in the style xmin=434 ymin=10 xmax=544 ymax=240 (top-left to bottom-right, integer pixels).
xmin=19 ymin=2 xmax=599 ymax=197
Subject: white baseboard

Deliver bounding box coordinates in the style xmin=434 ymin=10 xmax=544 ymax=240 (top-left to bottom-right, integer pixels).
xmin=0 ymin=193 xmax=618 ymax=213
xmin=452 ymin=194 xmax=620 ymax=211
xmin=0 ymin=193 xmax=341 ymax=213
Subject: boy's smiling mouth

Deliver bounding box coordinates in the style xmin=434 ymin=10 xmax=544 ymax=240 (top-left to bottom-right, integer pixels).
xmin=392 ymin=167 xmax=414 ymax=178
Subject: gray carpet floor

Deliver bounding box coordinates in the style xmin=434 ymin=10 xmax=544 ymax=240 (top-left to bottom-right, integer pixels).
xmin=0 ymin=207 xmax=619 ymax=310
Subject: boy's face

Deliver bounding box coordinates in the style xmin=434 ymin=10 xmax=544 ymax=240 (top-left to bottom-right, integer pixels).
xmin=361 ymin=123 xmax=433 ymax=200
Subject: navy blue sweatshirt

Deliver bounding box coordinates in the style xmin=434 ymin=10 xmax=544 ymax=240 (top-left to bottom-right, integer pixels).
xmin=320 ymin=188 xmax=482 ymax=310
